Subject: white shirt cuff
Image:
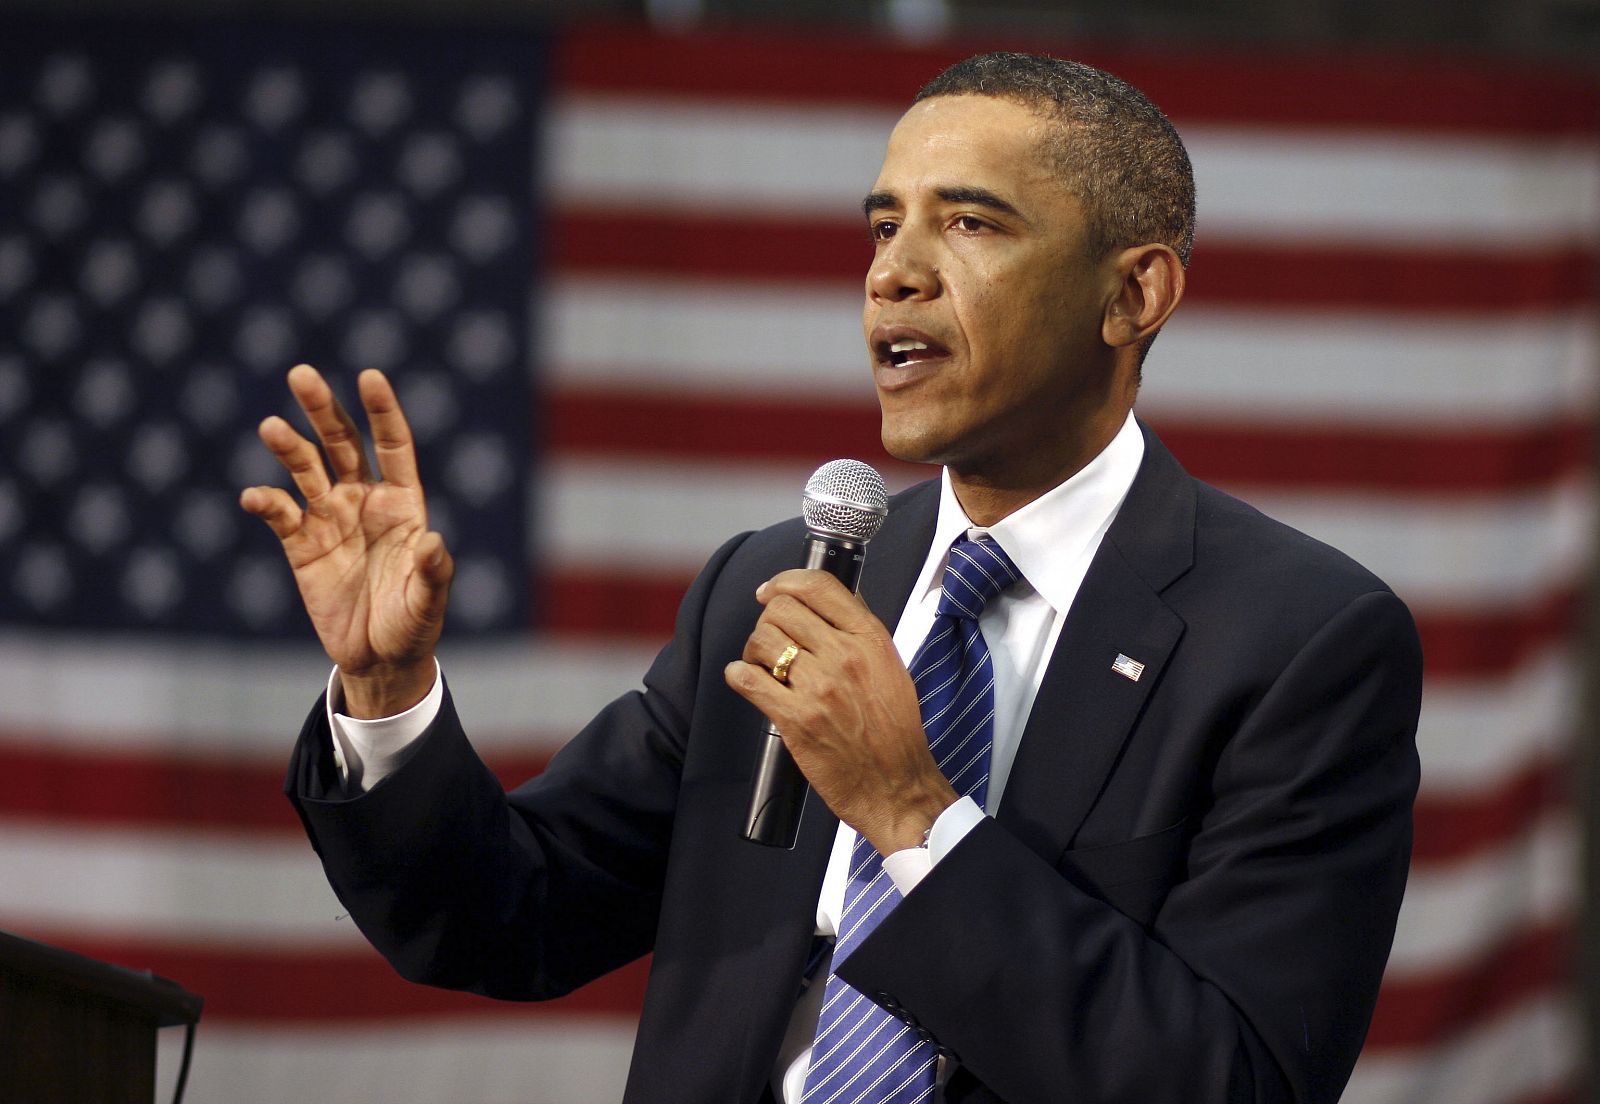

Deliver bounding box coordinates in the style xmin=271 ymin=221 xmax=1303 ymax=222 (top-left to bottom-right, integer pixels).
xmin=880 ymin=795 xmax=987 ymax=896
xmin=325 ymin=659 xmax=443 ymax=792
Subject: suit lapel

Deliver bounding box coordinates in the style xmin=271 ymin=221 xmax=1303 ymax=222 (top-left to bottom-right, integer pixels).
xmin=787 ymin=450 xmax=1196 ymax=859
xmin=859 ymin=479 xmax=939 ymax=628
xmin=997 ymin=424 xmax=1196 ymax=858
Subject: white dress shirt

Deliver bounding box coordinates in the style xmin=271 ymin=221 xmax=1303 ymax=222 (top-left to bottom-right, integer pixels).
xmin=327 ymin=413 xmax=1145 ymax=1103
xmin=773 ymin=412 xmax=1144 ymax=1099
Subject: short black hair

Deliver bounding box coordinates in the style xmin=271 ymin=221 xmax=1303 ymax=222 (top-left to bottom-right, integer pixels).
xmin=916 ymin=53 xmax=1196 ymax=270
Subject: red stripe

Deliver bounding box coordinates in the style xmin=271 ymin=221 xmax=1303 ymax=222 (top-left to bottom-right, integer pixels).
xmin=545 ymin=389 xmax=1593 ymax=494
xmin=558 ymin=26 xmax=1600 ymax=135
xmin=1365 ymin=920 xmax=1570 ymax=1050
xmin=19 ymin=919 xmax=1571 ymax=1037
xmin=24 ymin=932 xmax=647 ymax=1023
xmin=0 ymin=740 xmax=1563 ymax=863
xmin=1158 ymin=420 xmax=1593 ymax=494
xmin=546 ymin=388 xmax=895 ymax=474
xmin=0 ymin=743 xmax=555 ymax=834
xmin=1417 ymin=588 xmax=1580 ymax=682
xmin=544 ymin=571 xmax=1580 ymax=681
xmin=1410 ymin=757 xmax=1570 ymax=866
xmin=551 ymin=211 xmax=1599 ymax=311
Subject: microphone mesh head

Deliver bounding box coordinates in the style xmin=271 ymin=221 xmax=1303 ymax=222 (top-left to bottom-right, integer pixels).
xmin=802 ymin=459 xmax=888 ymax=541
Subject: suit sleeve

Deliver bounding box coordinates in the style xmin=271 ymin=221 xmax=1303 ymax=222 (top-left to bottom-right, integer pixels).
xmin=837 ymin=588 xmax=1423 ymax=1104
xmin=283 ymin=530 xmax=754 ymax=1001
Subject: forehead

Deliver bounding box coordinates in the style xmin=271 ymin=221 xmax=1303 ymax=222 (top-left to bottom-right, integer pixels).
xmin=874 ymin=95 xmax=1060 ymax=197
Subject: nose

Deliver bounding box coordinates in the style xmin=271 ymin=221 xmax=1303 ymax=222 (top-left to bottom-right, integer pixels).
xmin=866 ymin=233 xmax=940 ymax=303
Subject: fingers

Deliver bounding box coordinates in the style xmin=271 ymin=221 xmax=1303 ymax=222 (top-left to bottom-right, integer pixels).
xmin=742 ymin=621 xmax=805 ymax=680
xmin=287 ymin=363 xmax=374 ymax=484
xmin=257 ymin=413 xmax=334 ymax=504
xmin=757 ymin=569 xmax=880 ymax=635
xmin=748 ymin=592 xmax=834 ymax=657
xmin=724 ymin=657 xmax=787 ymax=719
xmin=238 ymin=485 xmax=304 ymax=539
xmin=357 ymin=369 xmax=422 ymax=489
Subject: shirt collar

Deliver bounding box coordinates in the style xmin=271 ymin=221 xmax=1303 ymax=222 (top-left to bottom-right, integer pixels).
xmin=920 ymin=411 xmax=1146 ymax=615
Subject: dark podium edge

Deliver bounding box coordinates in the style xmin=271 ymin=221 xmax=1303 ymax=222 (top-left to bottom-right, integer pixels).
xmin=0 ymin=928 xmax=204 ymax=1103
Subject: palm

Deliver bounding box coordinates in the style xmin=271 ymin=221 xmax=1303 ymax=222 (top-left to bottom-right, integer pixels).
xmin=241 ymin=365 xmax=452 ymax=686
xmin=283 ymin=479 xmax=432 ymax=672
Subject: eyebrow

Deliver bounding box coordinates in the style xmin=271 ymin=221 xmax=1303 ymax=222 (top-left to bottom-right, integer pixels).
xmin=861 ymin=186 xmax=1026 ymax=221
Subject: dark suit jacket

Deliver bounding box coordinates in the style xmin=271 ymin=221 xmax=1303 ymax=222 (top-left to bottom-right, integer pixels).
xmin=287 ymin=424 xmax=1422 ymax=1104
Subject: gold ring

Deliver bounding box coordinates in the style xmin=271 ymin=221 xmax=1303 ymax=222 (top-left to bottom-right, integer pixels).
xmin=770 ymin=643 xmax=800 ymax=684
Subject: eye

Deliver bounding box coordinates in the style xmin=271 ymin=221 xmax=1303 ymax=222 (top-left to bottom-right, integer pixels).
xmin=869 ymin=219 xmax=899 ymax=243
xmin=951 ymin=214 xmax=989 ymax=233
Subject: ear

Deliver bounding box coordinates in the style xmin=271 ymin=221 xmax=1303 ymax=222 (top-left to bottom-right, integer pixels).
xmin=1102 ymin=244 xmax=1186 ymax=350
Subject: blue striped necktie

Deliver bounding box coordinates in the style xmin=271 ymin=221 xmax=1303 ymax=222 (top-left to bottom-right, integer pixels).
xmin=802 ymin=535 xmax=1021 ymax=1104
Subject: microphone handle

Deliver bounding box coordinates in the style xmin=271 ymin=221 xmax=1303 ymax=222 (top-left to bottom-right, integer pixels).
xmin=743 ymin=532 xmax=867 ymax=848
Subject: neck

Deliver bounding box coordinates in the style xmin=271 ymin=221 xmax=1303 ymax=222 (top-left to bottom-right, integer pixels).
xmin=947 ymin=410 xmax=1128 ymax=526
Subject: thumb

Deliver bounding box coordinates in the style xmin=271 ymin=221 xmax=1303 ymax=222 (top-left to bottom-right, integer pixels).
xmin=412 ymin=531 xmax=455 ymax=615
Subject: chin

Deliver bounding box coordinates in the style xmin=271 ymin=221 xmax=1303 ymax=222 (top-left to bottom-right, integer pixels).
xmin=879 ymin=424 xmax=956 ymax=469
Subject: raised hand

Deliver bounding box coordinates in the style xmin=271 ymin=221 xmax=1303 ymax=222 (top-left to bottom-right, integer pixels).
xmin=239 ymin=364 xmax=452 ymax=717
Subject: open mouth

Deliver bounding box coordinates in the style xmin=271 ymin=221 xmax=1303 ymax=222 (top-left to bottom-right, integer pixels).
xmin=888 ymin=339 xmax=927 ymax=366
xmin=877 ymin=335 xmax=949 ymax=367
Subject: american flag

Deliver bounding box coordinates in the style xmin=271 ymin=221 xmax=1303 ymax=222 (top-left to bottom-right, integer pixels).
xmin=0 ymin=14 xmax=1595 ymax=1103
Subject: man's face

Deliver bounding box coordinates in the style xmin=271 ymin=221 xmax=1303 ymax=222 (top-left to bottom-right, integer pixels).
xmin=863 ymin=95 xmax=1124 ymax=483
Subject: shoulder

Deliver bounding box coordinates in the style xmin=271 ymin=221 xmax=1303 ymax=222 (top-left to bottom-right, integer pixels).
xmin=1122 ymin=424 xmax=1412 ymax=638
xmin=1191 ymin=479 xmax=1392 ymax=601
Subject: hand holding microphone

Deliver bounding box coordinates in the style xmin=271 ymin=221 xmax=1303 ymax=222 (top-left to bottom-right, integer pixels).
xmin=741 ymin=460 xmax=888 ymax=848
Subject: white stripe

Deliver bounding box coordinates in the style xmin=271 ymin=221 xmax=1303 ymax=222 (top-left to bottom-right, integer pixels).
xmin=1 ymin=803 xmax=1562 ymax=967
xmin=546 ymin=95 xmax=898 ymax=216
xmin=839 ymin=878 xmax=901 ymax=947
xmin=1343 ymin=991 xmax=1575 ymax=1104
xmin=1231 ymin=476 xmax=1590 ymax=609
xmin=154 ymin=1017 xmax=635 ymax=1104
xmin=837 ymin=1036 xmax=924 ymax=1104
xmin=840 ymin=866 xmax=891 ymax=922
xmin=949 ymin=544 xmax=1008 ymax=595
xmin=1417 ymin=646 xmax=1574 ymax=795
xmin=535 ymin=455 xmax=830 ymax=573
xmin=547 ymin=97 xmax=1600 ymax=245
xmin=809 ymin=992 xmax=890 ymax=1087
xmin=812 ymin=981 xmax=869 ymax=1039
xmin=1385 ymin=810 xmax=1574 ymax=977
xmin=1190 ymin=128 xmax=1600 ymax=248
xmin=0 ymin=630 xmax=661 ymax=757
xmin=817 ymin=1021 xmax=917 ymax=1104
xmin=543 ymin=277 xmax=1600 ymax=424
xmin=541 ymin=277 xmax=866 ymax=398
xmin=0 ymin=636 xmax=1573 ymax=795
xmin=0 ymin=818 xmax=360 ymax=947
xmin=1144 ymin=309 xmax=1600 ymax=426
xmin=538 ymin=456 xmax=1590 ymax=607
xmin=868 ymin=1061 xmax=937 ymax=1104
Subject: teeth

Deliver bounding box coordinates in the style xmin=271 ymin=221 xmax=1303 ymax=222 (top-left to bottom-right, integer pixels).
xmin=889 ymin=339 xmax=930 ymax=354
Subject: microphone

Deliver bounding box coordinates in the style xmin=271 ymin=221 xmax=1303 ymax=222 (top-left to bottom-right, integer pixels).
xmin=744 ymin=459 xmax=889 ymax=848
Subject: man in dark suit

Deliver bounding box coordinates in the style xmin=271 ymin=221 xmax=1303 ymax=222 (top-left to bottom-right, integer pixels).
xmin=242 ymin=54 xmax=1421 ymax=1104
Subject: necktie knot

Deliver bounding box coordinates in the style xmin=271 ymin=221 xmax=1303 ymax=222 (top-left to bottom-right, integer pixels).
xmin=936 ymin=535 xmax=1021 ymax=621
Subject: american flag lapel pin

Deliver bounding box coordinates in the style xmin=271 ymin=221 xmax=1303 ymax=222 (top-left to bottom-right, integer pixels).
xmin=1111 ymin=653 xmax=1145 ymax=682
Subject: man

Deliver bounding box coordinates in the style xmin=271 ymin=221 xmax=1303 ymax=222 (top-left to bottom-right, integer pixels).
xmin=241 ymin=54 xmax=1420 ymax=1104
